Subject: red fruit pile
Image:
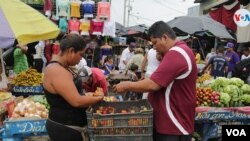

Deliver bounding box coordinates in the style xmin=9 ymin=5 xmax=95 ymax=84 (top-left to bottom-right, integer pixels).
xmin=196 ymin=87 xmax=220 ymax=107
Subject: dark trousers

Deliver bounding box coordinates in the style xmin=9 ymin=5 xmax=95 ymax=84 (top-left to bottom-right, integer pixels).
xmin=46 ymin=119 xmax=83 ymax=141
xmin=34 ymin=58 xmax=44 ymax=73
xmin=154 ymin=133 xmax=192 ymax=141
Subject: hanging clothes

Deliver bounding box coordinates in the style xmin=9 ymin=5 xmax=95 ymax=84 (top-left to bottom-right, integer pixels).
xmin=90 ymin=20 xmax=104 ymax=35
xmin=97 ymin=1 xmax=110 ymax=21
xmin=59 ymin=17 xmax=68 ymax=33
xmin=33 ymin=41 xmax=47 ymax=73
xmin=44 ymin=40 xmax=52 ymax=62
xmin=102 ymin=21 xmax=116 ymax=37
xmin=70 ymin=1 xmax=81 ymax=18
xmin=56 ymin=0 xmax=70 ymax=20
xmin=44 ymin=0 xmax=53 ymax=17
xmin=80 ymin=19 xmax=90 ymax=35
xmin=68 ymin=18 xmax=81 ymax=34
xmin=81 ymin=0 xmax=95 ymax=18
xmin=221 ymin=0 xmax=240 ymax=32
xmin=209 ymin=0 xmax=240 ymax=32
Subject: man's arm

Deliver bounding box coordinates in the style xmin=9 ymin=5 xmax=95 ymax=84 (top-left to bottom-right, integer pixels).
xmin=113 ymin=78 xmax=161 ymax=94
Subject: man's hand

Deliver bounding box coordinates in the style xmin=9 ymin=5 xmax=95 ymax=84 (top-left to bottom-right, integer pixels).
xmin=85 ymin=92 xmax=94 ymax=96
xmin=113 ymin=81 xmax=131 ymax=93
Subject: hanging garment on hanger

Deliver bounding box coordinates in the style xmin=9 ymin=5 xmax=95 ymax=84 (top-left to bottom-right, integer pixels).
xmin=97 ymin=1 xmax=110 ymax=21
xmin=80 ymin=19 xmax=90 ymax=35
xmin=44 ymin=0 xmax=53 ymax=17
xmin=59 ymin=17 xmax=68 ymax=32
xmin=68 ymin=18 xmax=81 ymax=34
xmin=70 ymin=1 xmax=81 ymax=18
xmin=56 ymin=0 xmax=71 ymax=20
xmin=81 ymin=0 xmax=95 ymax=18
xmin=102 ymin=21 xmax=116 ymax=37
xmin=90 ymin=20 xmax=104 ymax=35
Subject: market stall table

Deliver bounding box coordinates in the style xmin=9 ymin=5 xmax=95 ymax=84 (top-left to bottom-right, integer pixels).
xmin=195 ymin=107 xmax=250 ymax=141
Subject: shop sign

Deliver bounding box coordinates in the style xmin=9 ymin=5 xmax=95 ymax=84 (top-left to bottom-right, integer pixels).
xmin=196 ymin=112 xmax=250 ymax=121
xmin=4 ymin=119 xmax=47 ymax=135
xmin=13 ymin=86 xmax=43 ymax=93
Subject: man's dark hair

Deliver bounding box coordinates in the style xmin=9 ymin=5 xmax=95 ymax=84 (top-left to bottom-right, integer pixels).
xmin=217 ymin=47 xmax=225 ymax=53
xmin=60 ymin=33 xmax=86 ymax=53
xmin=148 ymin=21 xmax=176 ymax=40
xmin=242 ymin=47 xmax=249 ymax=52
xmin=130 ymin=63 xmax=139 ymax=72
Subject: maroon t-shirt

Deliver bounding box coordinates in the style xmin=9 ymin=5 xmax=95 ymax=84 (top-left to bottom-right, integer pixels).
xmin=149 ymin=41 xmax=197 ymax=135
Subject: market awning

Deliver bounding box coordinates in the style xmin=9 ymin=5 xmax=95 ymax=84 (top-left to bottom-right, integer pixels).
xmin=0 ymin=0 xmax=60 ymax=48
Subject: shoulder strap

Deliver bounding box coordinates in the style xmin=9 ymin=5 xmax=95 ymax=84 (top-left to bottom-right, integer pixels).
xmin=48 ymin=61 xmax=64 ymax=66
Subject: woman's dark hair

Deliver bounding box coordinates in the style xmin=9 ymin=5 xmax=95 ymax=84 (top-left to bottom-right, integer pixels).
xmin=60 ymin=33 xmax=86 ymax=53
xmin=104 ymin=55 xmax=112 ymax=63
xmin=148 ymin=21 xmax=176 ymax=40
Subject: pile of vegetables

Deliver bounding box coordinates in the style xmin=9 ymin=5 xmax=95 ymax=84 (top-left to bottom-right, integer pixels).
xmin=31 ymin=95 xmax=49 ymax=110
xmin=209 ymin=77 xmax=250 ymax=107
xmin=11 ymin=98 xmax=48 ymax=119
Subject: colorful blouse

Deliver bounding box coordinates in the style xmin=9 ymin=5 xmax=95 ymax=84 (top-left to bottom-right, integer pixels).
xmin=70 ymin=2 xmax=81 ymax=18
xmin=80 ymin=20 xmax=90 ymax=35
xmin=97 ymin=2 xmax=110 ymax=21
xmin=56 ymin=0 xmax=70 ymax=19
xmin=90 ymin=20 xmax=104 ymax=35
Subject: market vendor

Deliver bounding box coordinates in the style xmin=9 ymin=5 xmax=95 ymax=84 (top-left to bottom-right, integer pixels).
xmin=113 ymin=21 xmax=197 ymax=141
xmin=43 ymin=34 xmax=104 ymax=141
xmin=79 ymin=66 xmax=108 ymax=96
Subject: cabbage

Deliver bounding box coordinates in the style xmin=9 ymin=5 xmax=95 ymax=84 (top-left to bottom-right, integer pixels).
xmin=239 ymin=95 xmax=250 ymax=105
xmin=229 ymin=78 xmax=244 ymax=87
xmin=220 ymin=92 xmax=231 ymax=107
xmin=223 ymin=85 xmax=241 ymax=97
xmin=210 ymin=77 xmax=230 ymax=92
xmin=241 ymin=84 xmax=250 ymax=94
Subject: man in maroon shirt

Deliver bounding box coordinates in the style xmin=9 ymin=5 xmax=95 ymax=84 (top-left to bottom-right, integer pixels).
xmin=80 ymin=66 xmax=108 ymax=96
xmin=113 ymin=21 xmax=197 ymax=141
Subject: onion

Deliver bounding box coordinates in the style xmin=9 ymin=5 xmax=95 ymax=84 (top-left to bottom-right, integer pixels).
xmin=41 ymin=111 xmax=48 ymax=118
xmin=27 ymin=107 xmax=36 ymax=114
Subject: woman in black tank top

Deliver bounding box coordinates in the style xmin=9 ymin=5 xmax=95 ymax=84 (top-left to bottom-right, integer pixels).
xmin=43 ymin=34 xmax=103 ymax=141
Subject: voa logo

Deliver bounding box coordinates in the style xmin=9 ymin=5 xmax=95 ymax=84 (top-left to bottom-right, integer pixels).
xmin=234 ymin=9 xmax=250 ymax=27
xmin=226 ymin=129 xmax=246 ymax=136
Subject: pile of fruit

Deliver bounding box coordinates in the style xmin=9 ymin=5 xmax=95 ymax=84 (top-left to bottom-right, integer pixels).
xmin=103 ymin=96 xmax=119 ymax=102
xmin=196 ymin=87 xmax=220 ymax=107
xmin=197 ymin=73 xmax=212 ymax=83
xmin=11 ymin=98 xmax=48 ymax=119
xmin=0 ymin=91 xmax=12 ymax=101
xmin=196 ymin=77 xmax=250 ymax=107
xmin=12 ymin=69 xmax=43 ymax=86
xmin=94 ymin=106 xmax=149 ymax=115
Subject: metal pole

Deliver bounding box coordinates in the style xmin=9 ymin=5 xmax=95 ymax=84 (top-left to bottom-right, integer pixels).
xmin=123 ymin=0 xmax=127 ymax=26
xmin=127 ymin=0 xmax=131 ymax=27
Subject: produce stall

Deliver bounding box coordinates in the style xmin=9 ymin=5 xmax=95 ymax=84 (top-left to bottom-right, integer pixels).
xmin=0 ymin=96 xmax=49 ymax=141
xmin=194 ymin=107 xmax=250 ymax=141
xmin=0 ymin=68 xmax=48 ymax=141
xmin=194 ymin=74 xmax=250 ymax=141
xmin=11 ymin=69 xmax=44 ymax=97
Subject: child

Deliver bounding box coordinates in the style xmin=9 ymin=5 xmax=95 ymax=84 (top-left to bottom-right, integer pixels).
xmin=129 ymin=63 xmax=139 ymax=81
xmin=103 ymin=56 xmax=115 ymax=76
xmin=125 ymin=64 xmax=141 ymax=101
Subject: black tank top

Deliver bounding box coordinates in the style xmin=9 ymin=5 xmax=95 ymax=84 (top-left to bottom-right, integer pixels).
xmin=44 ymin=61 xmax=87 ymax=126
